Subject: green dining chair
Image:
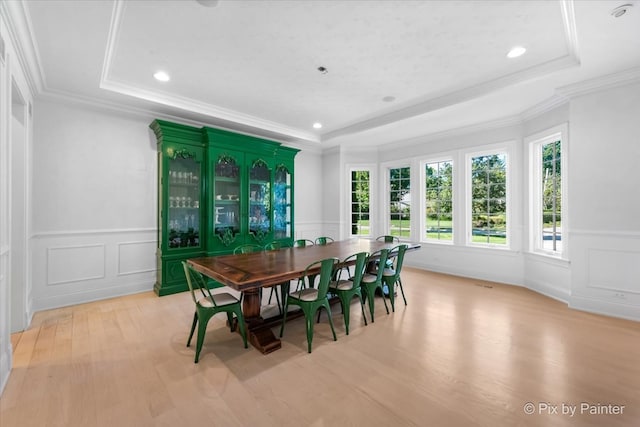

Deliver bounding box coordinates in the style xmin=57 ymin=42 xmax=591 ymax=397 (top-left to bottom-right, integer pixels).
xmin=293 ymin=239 xmax=315 ymax=248
xmin=382 ymin=244 xmax=409 ymax=311
xmin=280 ymin=257 xmax=340 ymax=353
xmin=376 ymin=235 xmax=400 ymax=243
xmin=314 ymin=236 xmax=334 ymax=245
xmin=328 ymin=252 xmax=369 ymax=335
xmin=360 ymin=249 xmax=390 ymax=322
xmin=182 ymin=262 xmax=248 ymax=363
xmin=233 ymin=243 xmax=263 ymax=254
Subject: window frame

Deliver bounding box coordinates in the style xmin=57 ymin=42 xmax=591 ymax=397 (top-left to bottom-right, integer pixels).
xmin=465 ymin=144 xmax=512 ymax=249
xmin=381 ymin=162 xmax=412 ymax=241
xmin=347 ymin=165 xmax=374 ymax=238
xmin=420 ymin=156 xmax=455 ymax=244
xmin=527 ymin=124 xmax=568 ymax=258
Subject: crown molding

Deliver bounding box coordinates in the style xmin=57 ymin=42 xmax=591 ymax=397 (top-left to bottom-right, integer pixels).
xmin=1 ymin=0 xmax=45 ymax=94
xmin=519 ymin=94 xmax=569 ymax=122
xmin=555 ymin=66 xmax=640 ymax=100
xmin=376 ymin=114 xmax=523 ymax=153
xmin=101 ymin=0 xmax=319 ymax=144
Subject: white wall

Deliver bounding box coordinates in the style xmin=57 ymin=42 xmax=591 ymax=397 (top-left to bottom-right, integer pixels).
xmin=568 ymin=82 xmax=640 ymax=320
xmin=30 ymin=99 xmax=158 ymax=310
xmin=321 ymin=147 xmax=343 ymax=239
xmin=291 ymin=146 xmax=324 ymax=240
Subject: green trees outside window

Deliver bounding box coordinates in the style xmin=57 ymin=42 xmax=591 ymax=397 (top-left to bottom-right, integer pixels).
xmin=541 ymin=140 xmax=562 ymax=251
xmin=425 ymin=160 xmax=453 ymax=240
xmin=351 ymin=170 xmax=370 ymax=236
xmin=389 ymin=167 xmax=411 ymax=238
xmin=471 ymin=154 xmax=507 ymax=245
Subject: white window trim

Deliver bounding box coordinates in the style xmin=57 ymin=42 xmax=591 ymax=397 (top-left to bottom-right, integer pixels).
xmin=346 ymin=164 xmax=375 ymax=238
xmin=420 ymin=155 xmax=455 ymax=245
xmin=526 ymin=123 xmax=568 ymax=259
xmin=465 ymin=142 xmax=514 ymax=249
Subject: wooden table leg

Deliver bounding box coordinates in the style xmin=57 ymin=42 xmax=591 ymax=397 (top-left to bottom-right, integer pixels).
xmin=241 ymin=288 xmax=281 ymax=354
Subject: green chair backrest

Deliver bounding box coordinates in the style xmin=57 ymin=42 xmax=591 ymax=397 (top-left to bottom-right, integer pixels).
xmin=182 ymin=261 xmax=218 ymax=307
xmin=293 ymin=239 xmax=315 ymax=248
xmin=264 ymin=241 xmax=282 ymax=251
xmin=376 ymin=235 xmax=399 ymax=243
xmin=297 ymin=257 xmax=339 ymax=300
xmin=234 ymin=244 xmax=263 ymax=254
xmin=315 ymin=236 xmax=334 ymax=245
xmin=337 ymin=251 xmax=369 ymax=287
xmin=389 ymin=244 xmax=408 ymax=276
xmin=367 ymin=249 xmax=389 ymax=281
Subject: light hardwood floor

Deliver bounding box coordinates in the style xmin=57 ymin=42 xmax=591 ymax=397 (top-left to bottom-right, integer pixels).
xmin=2 ymin=268 xmax=639 ymax=427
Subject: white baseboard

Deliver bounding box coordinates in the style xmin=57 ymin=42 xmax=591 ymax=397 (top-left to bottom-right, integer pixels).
xmin=570 ymin=295 xmax=640 ymax=323
xmin=32 ymin=280 xmax=153 ymax=312
xmin=525 ymin=278 xmax=570 ymax=304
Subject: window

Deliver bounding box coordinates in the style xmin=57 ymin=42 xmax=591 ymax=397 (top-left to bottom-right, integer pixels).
xmin=541 ymin=140 xmax=562 ymax=252
xmin=389 ymin=167 xmax=410 ymax=238
xmin=470 ymin=153 xmax=507 ymax=245
xmin=350 ymin=169 xmax=370 ymax=236
xmin=529 ymin=126 xmax=565 ymax=255
xmin=425 ymin=160 xmax=453 ymax=241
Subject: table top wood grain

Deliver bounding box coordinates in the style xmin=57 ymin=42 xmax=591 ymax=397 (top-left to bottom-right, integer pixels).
xmin=187 ymin=238 xmax=419 ymax=292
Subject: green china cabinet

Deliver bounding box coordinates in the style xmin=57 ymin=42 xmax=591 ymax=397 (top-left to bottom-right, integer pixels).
xmin=151 ymin=120 xmax=299 ymax=296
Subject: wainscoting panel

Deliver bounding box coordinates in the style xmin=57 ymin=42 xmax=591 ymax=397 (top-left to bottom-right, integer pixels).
xmin=118 ymin=240 xmax=156 ymax=276
xmin=31 ymin=229 xmax=157 ymax=311
xmin=570 ymin=230 xmax=640 ymax=321
xmin=47 ymin=244 xmax=105 ymax=285
xmin=587 ymin=248 xmax=640 ymax=293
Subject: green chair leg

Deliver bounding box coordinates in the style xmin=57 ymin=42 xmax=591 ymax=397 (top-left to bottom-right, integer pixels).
xmin=187 ymin=312 xmax=198 ymax=347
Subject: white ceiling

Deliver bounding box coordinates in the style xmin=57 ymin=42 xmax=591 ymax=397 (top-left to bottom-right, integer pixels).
xmin=15 ymin=0 xmax=640 ymax=146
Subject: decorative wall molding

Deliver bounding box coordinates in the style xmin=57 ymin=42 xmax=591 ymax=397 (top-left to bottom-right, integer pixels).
xmin=586 ymin=248 xmax=640 ymax=294
xmin=32 ymin=229 xmax=157 ymax=311
xmin=46 ymin=244 xmax=106 ymax=286
xmin=117 ymin=240 xmax=156 ymax=276
xmin=32 ymin=227 xmax=157 ymax=239
xmin=569 ymin=229 xmax=640 ymax=239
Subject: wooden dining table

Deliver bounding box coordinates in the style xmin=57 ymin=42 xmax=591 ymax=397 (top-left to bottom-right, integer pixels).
xmin=187 ymin=238 xmax=420 ymax=353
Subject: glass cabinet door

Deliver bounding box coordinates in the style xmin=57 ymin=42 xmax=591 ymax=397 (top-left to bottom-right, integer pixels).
xmin=274 ymin=164 xmax=292 ymax=239
xmin=249 ymin=160 xmax=271 ymax=243
xmin=213 ymin=154 xmax=241 ymax=245
xmin=167 ymin=155 xmax=201 ymax=249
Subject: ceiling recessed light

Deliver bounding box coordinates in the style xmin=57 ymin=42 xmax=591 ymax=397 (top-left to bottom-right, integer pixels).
xmin=611 ymin=4 xmax=632 ymax=17
xmin=153 ymin=71 xmax=170 ymax=82
xmin=317 ymin=66 xmax=328 ymax=74
xmin=313 ymin=122 xmax=323 ymax=129
xmin=507 ymin=46 xmax=526 ymax=59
